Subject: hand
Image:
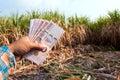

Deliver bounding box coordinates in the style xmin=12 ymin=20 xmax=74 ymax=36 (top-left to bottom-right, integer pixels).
xmin=7 ymin=36 xmax=46 ymax=56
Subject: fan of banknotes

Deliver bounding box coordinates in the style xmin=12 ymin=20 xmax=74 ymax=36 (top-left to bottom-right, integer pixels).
xmin=24 ymin=19 xmax=65 ymax=65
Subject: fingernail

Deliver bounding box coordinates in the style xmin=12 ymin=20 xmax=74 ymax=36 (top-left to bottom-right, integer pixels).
xmin=42 ymin=47 xmax=47 ymax=52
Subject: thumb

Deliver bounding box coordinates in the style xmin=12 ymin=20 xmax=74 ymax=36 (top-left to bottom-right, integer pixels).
xmin=30 ymin=42 xmax=47 ymax=52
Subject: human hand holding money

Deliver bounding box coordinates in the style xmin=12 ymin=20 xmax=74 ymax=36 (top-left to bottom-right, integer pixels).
xmin=24 ymin=19 xmax=65 ymax=65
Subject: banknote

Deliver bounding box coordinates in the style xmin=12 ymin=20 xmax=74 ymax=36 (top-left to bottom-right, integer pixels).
xmin=24 ymin=19 xmax=65 ymax=65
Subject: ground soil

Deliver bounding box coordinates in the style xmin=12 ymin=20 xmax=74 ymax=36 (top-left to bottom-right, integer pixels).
xmin=8 ymin=45 xmax=120 ymax=80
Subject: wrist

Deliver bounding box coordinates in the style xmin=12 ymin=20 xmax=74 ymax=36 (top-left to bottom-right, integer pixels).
xmin=7 ymin=42 xmax=24 ymax=57
xmin=7 ymin=43 xmax=15 ymax=53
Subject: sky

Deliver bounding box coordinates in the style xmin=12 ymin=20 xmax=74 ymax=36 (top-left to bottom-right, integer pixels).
xmin=0 ymin=0 xmax=120 ymax=20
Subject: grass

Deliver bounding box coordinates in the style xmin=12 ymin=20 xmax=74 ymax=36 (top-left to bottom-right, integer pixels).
xmin=1 ymin=10 xmax=120 ymax=49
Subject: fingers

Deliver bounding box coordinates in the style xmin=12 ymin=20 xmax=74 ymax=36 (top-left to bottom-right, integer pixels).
xmin=31 ymin=42 xmax=47 ymax=52
xmin=42 ymin=47 xmax=47 ymax=52
xmin=24 ymin=36 xmax=47 ymax=52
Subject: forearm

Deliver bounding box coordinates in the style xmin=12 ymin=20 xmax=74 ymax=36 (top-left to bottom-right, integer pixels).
xmin=7 ymin=40 xmax=26 ymax=57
